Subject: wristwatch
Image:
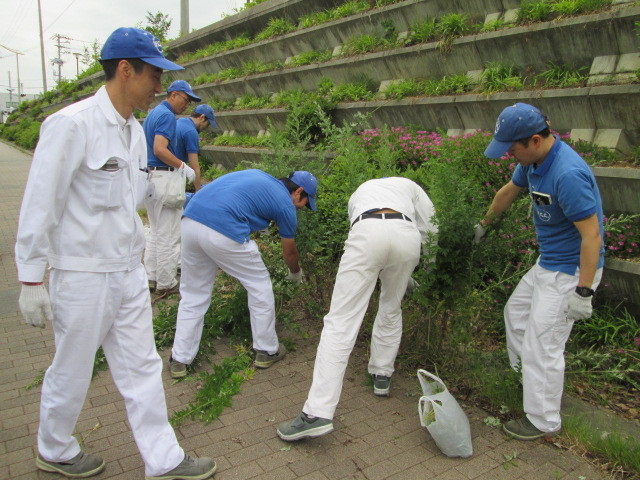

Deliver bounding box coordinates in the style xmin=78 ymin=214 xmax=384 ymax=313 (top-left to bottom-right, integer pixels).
xmin=575 ymin=286 xmax=595 ymax=297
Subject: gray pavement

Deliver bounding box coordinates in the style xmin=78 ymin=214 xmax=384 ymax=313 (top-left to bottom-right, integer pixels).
xmin=0 ymin=139 xmax=611 ymax=479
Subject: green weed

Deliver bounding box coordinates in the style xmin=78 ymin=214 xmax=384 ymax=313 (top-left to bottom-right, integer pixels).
xmin=170 ymin=346 xmax=254 ymax=426
xmin=255 ymin=17 xmax=296 ymax=41
xmin=480 ymin=62 xmax=524 ymax=93
xmin=536 ymin=63 xmax=588 ymax=88
xmin=562 ymin=411 xmax=640 ymax=474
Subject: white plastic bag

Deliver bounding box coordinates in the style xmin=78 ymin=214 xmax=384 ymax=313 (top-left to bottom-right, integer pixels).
xmin=417 ymin=369 xmax=473 ymax=458
xmin=161 ymin=167 xmax=187 ymax=208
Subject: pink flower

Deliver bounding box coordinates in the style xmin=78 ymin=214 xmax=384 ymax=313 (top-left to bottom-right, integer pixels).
xmin=635 ymin=337 xmax=640 ymax=347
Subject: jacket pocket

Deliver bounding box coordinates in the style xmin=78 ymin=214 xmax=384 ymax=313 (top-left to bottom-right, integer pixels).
xmin=87 ymin=157 xmax=125 ymax=211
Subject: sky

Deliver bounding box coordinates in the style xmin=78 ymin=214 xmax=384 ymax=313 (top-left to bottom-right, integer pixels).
xmin=0 ymin=0 xmax=248 ymax=95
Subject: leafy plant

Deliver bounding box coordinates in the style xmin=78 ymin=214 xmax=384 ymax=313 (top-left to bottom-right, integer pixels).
xmin=480 ymin=62 xmax=524 ymax=93
xmin=327 ymin=80 xmax=376 ymax=103
xmin=342 ymin=34 xmax=386 ymax=55
xmin=517 ymin=0 xmax=555 ymax=23
xmin=536 ymin=63 xmax=588 ymax=88
xmin=408 ymin=18 xmax=438 ymax=44
xmin=255 ymin=17 xmax=296 ymax=41
xmin=170 ymin=346 xmax=254 ymax=426
xmin=436 ymin=13 xmax=470 ymax=38
xmin=288 ymin=49 xmax=333 ymax=67
xmin=603 ymin=214 xmax=640 ymax=259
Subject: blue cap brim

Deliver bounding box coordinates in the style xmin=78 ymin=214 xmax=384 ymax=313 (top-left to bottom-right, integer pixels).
xmin=307 ymin=196 xmax=316 ymax=211
xmin=142 ymin=56 xmax=184 ymax=71
xmin=209 ymin=118 xmax=219 ymax=129
xmin=484 ymin=138 xmax=513 ymax=159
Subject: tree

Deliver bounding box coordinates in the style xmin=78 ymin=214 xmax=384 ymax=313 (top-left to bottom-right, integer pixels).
xmin=81 ymin=39 xmax=101 ymax=66
xmin=138 ymin=11 xmax=172 ymax=43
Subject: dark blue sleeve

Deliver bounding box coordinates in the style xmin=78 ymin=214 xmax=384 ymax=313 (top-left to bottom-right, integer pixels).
xmin=557 ymin=170 xmax=598 ymax=222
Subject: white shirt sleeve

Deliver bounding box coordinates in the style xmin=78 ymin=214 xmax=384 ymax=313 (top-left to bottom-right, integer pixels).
xmin=15 ymin=114 xmax=87 ymax=282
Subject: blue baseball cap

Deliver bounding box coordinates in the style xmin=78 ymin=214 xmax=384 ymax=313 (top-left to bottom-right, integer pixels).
xmin=167 ymin=80 xmax=201 ymax=102
xmin=100 ymin=27 xmax=183 ymax=71
xmin=484 ymin=103 xmax=550 ymax=159
xmin=194 ymin=104 xmax=219 ymax=128
xmin=290 ymin=171 xmax=318 ymax=211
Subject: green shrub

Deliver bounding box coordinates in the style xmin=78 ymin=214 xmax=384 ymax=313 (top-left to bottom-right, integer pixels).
xmin=408 ymin=18 xmax=438 ymax=44
xmin=288 ymin=49 xmax=333 ymax=67
xmin=517 ymin=0 xmax=555 ymax=23
xmin=255 ymin=17 xmax=296 ymax=41
xmin=536 ymin=63 xmax=588 ymax=88
xmin=436 ymin=13 xmax=470 ymax=38
xmin=327 ymin=81 xmax=376 ymax=103
xmin=383 ymin=79 xmax=425 ymax=99
xmin=342 ymin=34 xmax=386 ymax=55
xmin=480 ymin=62 xmax=524 ymax=93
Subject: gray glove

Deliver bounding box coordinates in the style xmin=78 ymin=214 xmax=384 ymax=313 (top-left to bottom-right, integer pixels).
xmin=473 ymin=224 xmax=487 ymax=245
xmin=566 ymin=292 xmax=593 ymax=321
xmin=405 ymin=277 xmax=420 ymax=297
xmin=18 ymin=284 xmax=53 ymax=328
xmin=286 ymin=268 xmax=303 ymax=285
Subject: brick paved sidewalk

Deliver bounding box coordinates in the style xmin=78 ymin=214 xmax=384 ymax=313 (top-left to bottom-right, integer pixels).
xmin=0 ymin=140 xmax=609 ymax=479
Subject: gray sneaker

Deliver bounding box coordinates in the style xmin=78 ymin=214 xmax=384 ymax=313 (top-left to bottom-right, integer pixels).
xmin=277 ymin=412 xmax=334 ymax=441
xmin=503 ymin=416 xmax=559 ymax=441
xmin=145 ymin=455 xmax=217 ymax=480
xmin=36 ymin=451 xmax=105 ymax=478
xmin=373 ymin=374 xmax=391 ymax=396
xmin=254 ymin=343 xmax=287 ymax=369
xmin=169 ymin=356 xmax=187 ymax=379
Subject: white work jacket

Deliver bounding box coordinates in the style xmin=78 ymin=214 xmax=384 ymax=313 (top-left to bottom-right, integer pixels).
xmin=15 ymin=86 xmax=149 ymax=282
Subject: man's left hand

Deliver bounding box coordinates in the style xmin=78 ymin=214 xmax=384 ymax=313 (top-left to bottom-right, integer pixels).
xmin=566 ymin=292 xmax=593 ymax=321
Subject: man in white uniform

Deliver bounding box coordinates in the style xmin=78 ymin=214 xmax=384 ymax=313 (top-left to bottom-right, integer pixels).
xmin=15 ymin=27 xmax=216 ymax=480
xmin=278 ymin=177 xmax=437 ymax=440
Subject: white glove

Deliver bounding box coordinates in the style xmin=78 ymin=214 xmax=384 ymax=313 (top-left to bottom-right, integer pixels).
xmin=566 ymin=292 xmax=593 ymax=321
xmin=405 ymin=277 xmax=420 ymax=297
xmin=473 ymin=223 xmax=487 ymax=245
xmin=18 ymin=284 xmax=53 ymax=328
xmin=181 ymin=163 xmax=196 ymax=183
xmin=286 ymin=269 xmax=303 ymax=285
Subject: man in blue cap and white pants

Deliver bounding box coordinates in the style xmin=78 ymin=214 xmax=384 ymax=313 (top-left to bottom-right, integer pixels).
xmin=474 ymin=103 xmax=604 ymax=441
xmin=173 ymin=103 xmax=218 ymax=192
xmin=143 ymin=79 xmax=201 ymax=295
xmin=15 ymin=27 xmax=216 ymax=479
xmin=168 ymin=169 xmax=317 ymax=378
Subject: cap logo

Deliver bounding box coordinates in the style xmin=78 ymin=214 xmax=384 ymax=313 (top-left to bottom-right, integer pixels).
xmin=494 ymin=118 xmax=501 ymax=135
xmin=153 ymin=37 xmax=163 ymax=54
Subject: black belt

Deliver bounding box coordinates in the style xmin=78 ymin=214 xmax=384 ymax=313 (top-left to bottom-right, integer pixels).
xmin=351 ymin=212 xmax=412 ymax=227
xmin=147 ymin=166 xmax=175 ymax=171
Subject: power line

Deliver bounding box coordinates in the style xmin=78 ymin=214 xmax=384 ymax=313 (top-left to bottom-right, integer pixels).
xmin=44 ymin=0 xmax=79 ymax=32
xmin=0 ymin=1 xmax=33 ymax=46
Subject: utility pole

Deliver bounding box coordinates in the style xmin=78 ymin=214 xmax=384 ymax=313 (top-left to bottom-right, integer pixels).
xmin=73 ymin=52 xmax=81 ymax=77
xmin=180 ymin=0 xmax=189 ymax=36
xmin=37 ymin=0 xmax=47 ymax=92
xmin=51 ymin=34 xmax=71 ymax=84
xmin=0 ymin=43 xmax=24 ymax=102
xmin=7 ymin=71 xmax=14 ymax=110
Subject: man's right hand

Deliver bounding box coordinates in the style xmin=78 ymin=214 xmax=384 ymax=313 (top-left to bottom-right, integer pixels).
xmin=286 ymin=269 xmax=303 ymax=285
xmin=18 ymin=284 xmax=53 ymax=328
xmin=181 ymin=163 xmax=196 ymax=183
xmin=473 ymin=223 xmax=487 ymax=245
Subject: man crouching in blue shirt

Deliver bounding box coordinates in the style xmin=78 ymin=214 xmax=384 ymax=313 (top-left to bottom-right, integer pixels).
xmin=473 ymin=103 xmax=604 ymax=441
xmin=168 ymin=169 xmax=318 ymax=378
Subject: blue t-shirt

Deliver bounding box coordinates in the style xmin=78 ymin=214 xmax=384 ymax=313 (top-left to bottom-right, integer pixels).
xmin=511 ymin=137 xmax=605 ymax=275
xmin=143 ymin=100 xmax=177 ymax=167
xmin=174 ymin=117 xmax=199 ymax=162
xmin=184 ymin=169 xmax=298 ymax=243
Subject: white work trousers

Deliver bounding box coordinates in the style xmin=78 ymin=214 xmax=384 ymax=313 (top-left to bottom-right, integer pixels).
xmin=144 ymin=170 xmax=182 ymax=290
xmin=505 ymin=262 xmax=602 ymax=432
xmin=40 ymin=265 xmax=184 ymax=477
xmin=303 ymin=218 xmax=421 ymax=420
xmin=172 ymin=217 xmax=278 ymax=363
